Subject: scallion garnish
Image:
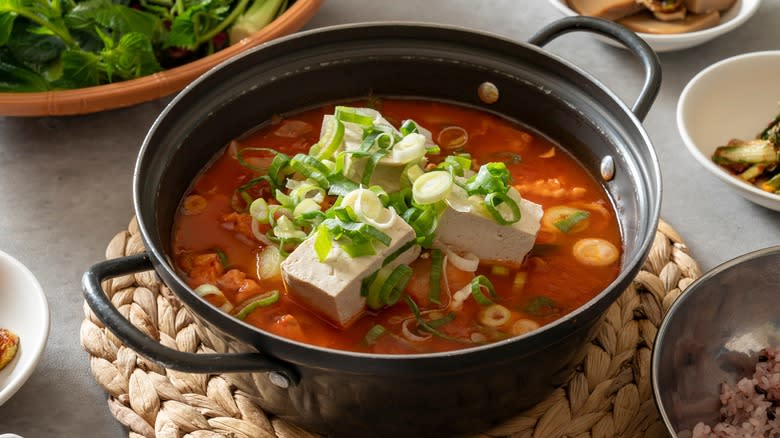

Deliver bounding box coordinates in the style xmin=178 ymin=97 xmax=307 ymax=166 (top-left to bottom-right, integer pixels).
xmin=314 ymin=223 xmax=332 ymax=262
xmin=380 ymin=264 xmax=413 ymax=306
xmin=313 ymin=117 xmax=346 ymax=160
xmin=364 ymin=324 xmax=387 ymax=345
xmin=553 ymin=210 xmax=590 ymax=233
xmin=403 ymin=296 xmax=465 ymax=343
xmin=400 ymin=119 xmax=419 ymax=136
xmin=428 ymin=248 xmax=443 ymax=304
xmin=470 ymin=275 xmax=497 ymax=306
xmin=233 ymin=290 xmax=280 ymax=320
xmin=335 ymin=106 xmax=374 ymax=127
xmin=361 ymin=151 xmax=388 ymax=186
xmin=427 ymin=312 xmax=456 ymax=328
xmin=412 ymin=170 xmax=453 ymax=205
xmin=483 ymin=192 xmax=521 ymax=225
xmin=464 ymin=162 xmax=511 ymax=196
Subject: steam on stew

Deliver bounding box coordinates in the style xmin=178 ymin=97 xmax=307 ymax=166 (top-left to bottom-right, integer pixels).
xmin=172 ymin=99 xmax=622 ymax=354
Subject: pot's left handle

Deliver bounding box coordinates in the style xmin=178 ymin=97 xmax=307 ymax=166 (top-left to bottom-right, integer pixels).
xmin=528 ymin=16 xmax=661 ymax=121
xmin=82 ymin=252 xmax=299 ymax=387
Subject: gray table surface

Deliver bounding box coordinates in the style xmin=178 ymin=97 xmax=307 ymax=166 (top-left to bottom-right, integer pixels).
xmin=1 ymin=0 xmax=779 ymax=436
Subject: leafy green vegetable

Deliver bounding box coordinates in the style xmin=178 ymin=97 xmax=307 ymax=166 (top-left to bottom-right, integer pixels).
xmin=0 ymin=0 xmax=288 ymax=91
xmin=228 ymin=0 xmax=283 ymax=45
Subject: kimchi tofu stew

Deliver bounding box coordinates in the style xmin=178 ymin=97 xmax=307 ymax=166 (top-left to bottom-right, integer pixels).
xmin=172 ymin=99 xmax=622 ymax=354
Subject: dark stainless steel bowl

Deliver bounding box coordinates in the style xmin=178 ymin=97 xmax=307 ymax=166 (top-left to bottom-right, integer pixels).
xmin=84 ymin=18 xmax=662 ymax=437
xmin=653 ymin=246 xmax=780 ymax=435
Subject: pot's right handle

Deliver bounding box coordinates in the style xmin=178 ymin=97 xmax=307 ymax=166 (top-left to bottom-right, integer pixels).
xmin=528 ymin=16 xmax=661 ymax=121
xmin=82 ymin=252 xmax=299 ymax=387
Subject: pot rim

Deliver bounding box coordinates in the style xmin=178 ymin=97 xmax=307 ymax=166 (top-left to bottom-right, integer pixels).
xmin=134 ymin=21 xmax=662 ymax=363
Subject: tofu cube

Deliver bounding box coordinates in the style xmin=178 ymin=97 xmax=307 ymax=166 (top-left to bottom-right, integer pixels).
xmin=434 ymin=194 xmax=543 ymax=266
xmin=281 ymin=213 xmax=418 ymax=327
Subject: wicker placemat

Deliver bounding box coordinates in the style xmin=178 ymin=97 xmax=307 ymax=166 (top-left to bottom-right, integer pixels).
xmin=80 ymin=217 xmax=701 ymax=438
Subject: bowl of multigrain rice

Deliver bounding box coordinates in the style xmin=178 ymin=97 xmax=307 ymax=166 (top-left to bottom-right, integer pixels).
xmin=652 ymin=245 xmax=780 ymax=437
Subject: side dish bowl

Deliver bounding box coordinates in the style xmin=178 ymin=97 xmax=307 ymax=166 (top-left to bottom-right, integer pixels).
xmin=0 ymin=250 xmax=50 ymax=406
xmin=546 ymin=0 xmax=761 ymax=52
xmin=83 ymin=18 xmax=662 ymax=437
xmin=652 ymin=245 xmax=780 ymax=435
xmin=0 ymin=0 xmax=322 ymax=117
xmin=677 ymin=51 xmax=780 ymax=212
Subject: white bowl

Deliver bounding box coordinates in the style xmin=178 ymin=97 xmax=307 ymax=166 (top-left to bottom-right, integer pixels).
xmin=546 ymin=0 xmax=761 ymax=52
xmin=677 ymin=51 xmax=780 ymax=211
xmin=0 ymin=250 xmax=49 ymax=406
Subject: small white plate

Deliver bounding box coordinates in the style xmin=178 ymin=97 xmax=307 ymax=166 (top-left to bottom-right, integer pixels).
xmin=677 ymin=51 xmax=780 ymax=211
xmin=546 ymin=0 xmax=761 ymax=52
xmin=0 ymin=250 xmax=49 ymax=406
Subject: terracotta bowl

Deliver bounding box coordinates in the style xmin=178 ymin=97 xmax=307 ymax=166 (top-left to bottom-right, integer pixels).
xmin=0 ymin=0 xmax=323 ymax=117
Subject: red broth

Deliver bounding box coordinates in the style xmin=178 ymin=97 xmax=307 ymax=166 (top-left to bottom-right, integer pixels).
xmin=171 ymin=99 xmax=622 ymax=354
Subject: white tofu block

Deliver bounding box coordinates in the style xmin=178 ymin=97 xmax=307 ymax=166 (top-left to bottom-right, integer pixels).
xmin=281 ymin=213 xmax=419 ymax=327
xmin=434 ymin=197 xmax=543 ymax=266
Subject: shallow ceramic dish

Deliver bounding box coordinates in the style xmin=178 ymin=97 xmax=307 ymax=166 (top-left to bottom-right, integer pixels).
xmin=652 ymin=246 xmax=780 ymax=435
xmin=0 ymin=250 xmax=49 ymax=406
xmin=546 ymin=0 xmax=761 ymax=52
xmin=677 ymin=51 xmax=780 ymax=211
xmin=0 ymin=0 xmax=322 ymax=117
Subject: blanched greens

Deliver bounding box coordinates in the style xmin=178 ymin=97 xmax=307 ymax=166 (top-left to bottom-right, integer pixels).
xmin=0 ymin=0 xmax=288 ymax=91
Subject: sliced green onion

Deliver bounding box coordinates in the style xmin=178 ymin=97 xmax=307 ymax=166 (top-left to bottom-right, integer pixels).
xmin=236 ymin=147 xmax=279 ymax=173
xmin=464 ymin=162 xmax=511 ymax=196
xmin=340 ymin=240 xmax=376 ymax=257
xmin=335 ymin=106 xmax=374 ymax=127
xmin=267 ymin=152 xmax=292 ymax=188
xmin=484 ymin=192 xmax=521 ymax=225
xmin=428 ymin=249 xmax=443 ymax=304
xmin=215 ymin=249 xmax=229 ymax=268
xmin=272 ymin=215 xmax=307 ymax=241
xmin=405 ymin=164 xmax=424 ymax=183
xmin=553 ymin=210 xmax=590 ymax=233
xmin=364 ymin=324 xmax=387 ymax=345
xmin=289 ymin=183 xmax=326 ymax=205
xmin=436 ymin=154 xmax=472 ymax=177
xmin=249 ymin=198 xmax=270 ymax=223
xmin=404 ymin=296 xmax=465 ymax=343
xmin=326 ymin=174 xmax=359 ymax=197
xmin=391 ymin=133 xmax=426 ymax=164
xmin=275 ymin=189 xmax=294 ymax=209
xmin=400 ymin=119 xmax=419 ymax=136
xmin=413 ymin=171 xmax=453 ymax=205
xmin=374 ymin=132 xmax=396 ymax=150
xmin=380 ymin=264 xmax=414 ymax=306
xmin=479 ymin=304 xmax=511 ymax=327
xmin=427 ymin=312 xmax=455 ymax=328
xmin=314 ymin=117 xmax=345 ymax=160
xmin=404 ymin=205 xmax=440 ymax=247
xmin=471 ymin=275 xmax=497 ymax=306
xmin=342 ymin=188 xmax=393 ymax=229
xmin=233 ymin=290 xmax=280 ymax=320
xmin=293 ymin=198 xmax=321 ymax=218
xmin=359 ymin=130 xmax=382 ymax=153
xmin=290 ymin=154 xmax=330 ymax=188
xmin=366 ymin=266 xmax=391 ymax=310
xmin=368 ymin=185 xmax=390 ymax=206
xmin=361 ymin=151 xmax=388 ymax=186
xmin=314 ymin=223 xmax=332 ymax=262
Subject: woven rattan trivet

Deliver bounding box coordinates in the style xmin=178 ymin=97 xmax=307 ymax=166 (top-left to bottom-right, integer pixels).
xmin=80 ymin=217 xmax=701 ymax=438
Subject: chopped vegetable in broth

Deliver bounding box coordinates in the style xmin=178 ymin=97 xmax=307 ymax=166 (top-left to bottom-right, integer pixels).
xmin=171 ymin=99 xmax=623 ymax=354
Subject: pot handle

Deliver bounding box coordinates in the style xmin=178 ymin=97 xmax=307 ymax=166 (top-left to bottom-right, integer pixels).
xmin=82 ymin=252 xmax=299 ymax=387
xmin=528 ymin=16 xmax=661 ymax=121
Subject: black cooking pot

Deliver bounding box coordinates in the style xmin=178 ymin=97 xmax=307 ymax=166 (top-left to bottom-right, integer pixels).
xmin=84 ymin=18 xmax=661 ymax=437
